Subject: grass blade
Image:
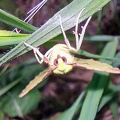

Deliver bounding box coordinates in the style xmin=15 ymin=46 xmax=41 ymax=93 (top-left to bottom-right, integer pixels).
xmin=0 ymin=9 xmax=37 ymax=32
xmin=78 ymin=38 xmax=118 ymax=120
xmin=0 ymin=78 xmax=22 ymax=96
xmin=0 ymin=0 xmax=110 ymax=66
xmin=57 ymin=91 xmax=86 ymax=120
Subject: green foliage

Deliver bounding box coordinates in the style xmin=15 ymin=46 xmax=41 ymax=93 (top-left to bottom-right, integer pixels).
xmin=0 ymin=30 xmax=29 ymax=46
xmin=0 ymin=9 xmax=37 ymax=32
xmin=0 ymin=0 xmax=120 ymax=119
xmin=0 ymin=59 xmax=47 ymax=118
xmin=57 ymin=91 xmax=86 ymax=120
xmin=78 ymin=39 xmax=118 ymax=120
xmin=1 ymin=85 xmax=40 ymax=117
xmin=0 ymin=0 xmax=110 ymax=66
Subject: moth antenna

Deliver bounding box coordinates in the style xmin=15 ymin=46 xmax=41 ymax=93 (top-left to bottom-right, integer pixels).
xmin=27 ymin=0 xmax=47 ymax=14
xmin=13 ymin=0 xmax=47 ymax=32
xmin=74 ymin=8 xmax=85 ymax=50
xmin=25 ymin=0 xmax=47 ymax=23
xmin=59 ymin=14 xmax=71 ymax=49
xmin=77 ymin=16 xmax=92 ymax=51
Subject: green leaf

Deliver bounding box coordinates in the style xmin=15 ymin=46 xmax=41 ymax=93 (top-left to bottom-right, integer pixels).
xmin=2 ymin=85 xmax=40 ymax=117
xmin=76 ymin=49 xmax=118 ymax=60
xmin=0 ymin=30 xmax=29 ymax=46
xmin=112 ymin=52 xmax=120 ymax=67
xmin=78 ymin=72 xmax=109 ymax=120
xmin=85 ymin=35 xmax=120 ymax=41
xmin=78 ymin=38 xmax=118 ymax=120
xmin=0 ymin=30 xmax=29 ymax=37
xmin=109 ymin=98 xmax=118 ymax=120
xmin=98 ymin=84 xmax=120 ymax=111
xmin=74 ymin=39 xmax=120 ymax=67
xmin=57 ymin=91 xmax=86 ymax=120
xmin=0 ymin=9 xmax=37 ymax=32
xmin=0 ymin=0 xmax=111 ymax=66
xmin=1 ymin=33 xmax=120 ymax=47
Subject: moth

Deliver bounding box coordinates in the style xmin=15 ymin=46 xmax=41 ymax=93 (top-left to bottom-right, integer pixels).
xmin=19 ymin=9 xmax=120 ymax=98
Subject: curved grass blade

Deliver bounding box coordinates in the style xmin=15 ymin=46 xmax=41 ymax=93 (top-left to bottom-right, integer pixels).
xmin=98 ymin=84 xmax=120 ymax=111
xmin=0 ymin=78 xmax=22 ymax=96
xmin=85 ymin=35 xmax=120 ymax=41
xmin=79 ymin=72 xmax=109 ymax=120
xmin=2 ymin=85 xmax=40 ymax=117
xmin=57 ymin=91 xmax=86 ymax=120
xmin=75 ymin=37 xmax=120 ymax=66
xmin=78 ymin=38 xmax=118 ymax=120
xmin=0 ymin=0 xmax=110 ymax=66
xmin=109 ymin=98 xmax=118 ymax=120
xmin=76 ymin=49 xmax=116 ymax=60
xmin=0 ymin=9 xmax=37 ymax=32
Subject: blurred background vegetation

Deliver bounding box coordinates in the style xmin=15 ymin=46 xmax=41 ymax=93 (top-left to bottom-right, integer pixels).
xmin=0 ymin=0 xmax=120 ymax=120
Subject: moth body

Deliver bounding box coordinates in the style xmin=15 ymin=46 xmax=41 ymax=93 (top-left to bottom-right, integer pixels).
xmin=20 ymin=8 xmax=120 ymax=98
xmin=49 ymin=44 xmax=75 ymax=74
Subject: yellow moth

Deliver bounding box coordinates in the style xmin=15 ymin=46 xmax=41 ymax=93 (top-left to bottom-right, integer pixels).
xmin=19 ymin=8 xmax=120 ymax=98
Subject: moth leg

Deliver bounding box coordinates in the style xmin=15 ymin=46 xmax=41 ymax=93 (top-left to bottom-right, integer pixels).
xmin=14 ymin=28 xmax=19 ymax=33
xmin=33 ymin=48 xmax=44 ymax=64
xmin=24 ymin=42 xmax=49 ymax=64
xmin=44 ymin=47 xmax=53 ymax=58
xmin=73 ymin=8 xmax=91 ymax=51
xmin=77 ymin=16 xmax=91 ymax=51
xmin=40 ymin=47 xmax=54 ymax=64
xmin=59 ymin=14 xmax=72 ymax=49
xmin=73 ymin=8 xmax=85 ymax=50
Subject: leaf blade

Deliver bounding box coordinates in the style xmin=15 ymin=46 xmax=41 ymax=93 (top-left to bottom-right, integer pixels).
xmin=78 ymin=38 xmax=118 ymax=120
xmin=0 ymin=9 xmax=37 ymax=32
xmin=0 ymin=0 xmax=111 ymax=66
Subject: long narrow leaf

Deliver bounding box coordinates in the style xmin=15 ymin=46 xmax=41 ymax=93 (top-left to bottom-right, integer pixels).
xmin=76 ymin=49 xmax=120 ymax=62
xmin=78 ymin=38 xmax=118 ymax=120
xmin=0 ymin=0 xmax=110 ymax=66
xmin=98 ymin=84 xmax=120 ymax=111
xmin=0 ymin=9 xmax=37 ymax=32
xmin=0 ymin=30 xmax=29 ymax=46
xmin=109 ymin=98 xmax=118 ymax=120
xmin=0 ymin=78 xmax=22 ymax=96
xmin=1 ymin=33 xmax=120 ymax=47
xmin=57 ymin=91 xmax=86 ymax=120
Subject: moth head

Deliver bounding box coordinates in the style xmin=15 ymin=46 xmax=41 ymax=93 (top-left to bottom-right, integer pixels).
xmin=53 ymin=55 xmax=73 ymax=74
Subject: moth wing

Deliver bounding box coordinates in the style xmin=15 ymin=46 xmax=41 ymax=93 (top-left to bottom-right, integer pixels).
xmin=74 ymin=58 xmax=120 ymax=74
xmin=19 ymin=67 xmax=53 ymax=98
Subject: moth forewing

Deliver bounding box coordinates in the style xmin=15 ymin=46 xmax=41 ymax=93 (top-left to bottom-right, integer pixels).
xmin=19 ymin=67 xmax=53 ymax=98
xmin=74 ymin=58 xmax=120 ymax=74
